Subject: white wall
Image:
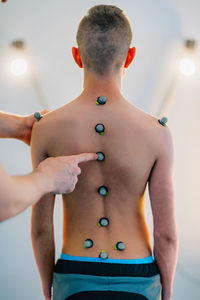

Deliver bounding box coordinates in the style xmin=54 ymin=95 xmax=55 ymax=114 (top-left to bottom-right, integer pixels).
xmin=0 ymin=0 xmax=200 ymax=299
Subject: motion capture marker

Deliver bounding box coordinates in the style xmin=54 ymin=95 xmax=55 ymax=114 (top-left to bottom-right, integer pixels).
xmin=99 ymin=250 xmax=108 ymax=259
xmin=98 ymin=186 xmax=109 ymax=196
xmin=158 ymin=117 xmax=168 ymax=127
xmin=95 ymin=123 xmax=105 ymax=135
xmin=96 ymin=96 xmax=107 ymax=105
xmin=83 ymin=238 xmax=94 ymax=249
xmin=34 ymin=112 xmax=42 ymax=122
xmin=97 ymin=217 xmax=109 ymax=227
xmin=96 ymin=151 xmax=105 ymax=161
xmin=114 ymin=241 xmax=126 ymax=251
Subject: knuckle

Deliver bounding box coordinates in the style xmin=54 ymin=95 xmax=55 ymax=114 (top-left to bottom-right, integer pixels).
xmin=69 ymin=186 xmax=74 ymax=193
xmin=73 ymin=166 xmax=80 ymax=175
xmin=68 ymin=163 xmax=74 ymax=172
xmin=77 ymin=167 xmax=81 ymax=175
xmin=68 ymin=161 xmax=73 ymax=168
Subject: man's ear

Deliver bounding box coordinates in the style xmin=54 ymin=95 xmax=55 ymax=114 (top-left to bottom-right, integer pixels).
xmin=124 ymin=47 xmax=136 ymax=68
xmin=72 ymin=47 xmax=83 ymax=68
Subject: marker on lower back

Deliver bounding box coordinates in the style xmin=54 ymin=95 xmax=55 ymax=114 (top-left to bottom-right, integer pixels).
xmin=96 ymin=152 xmax=105 ymax=161
xmin=34 ymin=112 xmax=42 ymax=121
xmin=95 ymin=123 xmax=105 ymax=135
xmin=158 ymin=117 xmax=168 ymax=127
xmin=98 ymin=186 xmax=109 ymax=196
xmin=114 ymin=241 xmax=126 ymax=251
xmin=96 ymin=96 xmax=107 ymax=105
xmin=83 ymin=239 xmax=93 ymax=249
xmin=99 ymin=250 xmax=108 ymax=259
xmin=98 ymin=217 xmax=109 ymax=227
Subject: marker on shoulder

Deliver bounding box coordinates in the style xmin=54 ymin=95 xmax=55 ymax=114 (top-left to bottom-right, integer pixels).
xmin=34 ymin=112 xmax=43 ymax=122
xmin=158 ymin=116 xmax=168 ymax=127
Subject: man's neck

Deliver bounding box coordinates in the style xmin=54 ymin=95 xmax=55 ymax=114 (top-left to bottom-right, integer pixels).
xmin=79 ymin=69 xmax=125 ymax=101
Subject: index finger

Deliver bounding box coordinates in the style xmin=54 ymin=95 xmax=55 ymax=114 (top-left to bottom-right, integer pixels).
xmin=74 ymin=153 xmax=98 ymax=164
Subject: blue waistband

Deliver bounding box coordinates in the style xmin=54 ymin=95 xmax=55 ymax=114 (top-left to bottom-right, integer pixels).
xmin=60 ymin=252 xmax=154 ymax=264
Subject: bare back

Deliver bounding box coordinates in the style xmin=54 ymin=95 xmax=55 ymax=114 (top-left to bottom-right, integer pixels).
xmin=38 ymin=96 xmax=161 ymax=259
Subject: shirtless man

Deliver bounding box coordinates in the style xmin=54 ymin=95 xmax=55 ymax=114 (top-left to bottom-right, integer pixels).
xmin=31 ymin=5 xmax=178 ymax=300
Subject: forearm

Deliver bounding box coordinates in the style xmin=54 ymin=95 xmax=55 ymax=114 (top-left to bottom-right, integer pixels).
xmin=153 ymin=233 xmax=179 ymax=300
xmin=0 ymin=171 xmax=50 ymax=222
xmin=31 ymin=230 xmax=55 ymax=298
xmin=0 ymin=111 xmax=23 ymax=139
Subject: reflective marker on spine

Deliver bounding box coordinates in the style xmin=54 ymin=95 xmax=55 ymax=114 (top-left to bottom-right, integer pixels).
xmin=96 ymin=151 xmax=105 ymax=161
xmin=96 ymin=96 xmax=107 ymax=105
xmin=158 ymin=117 xmax=168 ymax=127
xmin=98 ymin=217 xmax=109 ymax=227
xmin=34 ymin=112 xmax=42 ymax=121
xmin=114 ymin=241 xmax=126 ymax=251
xmin=99 ymin=250 xmax=108 ymax=259
xmin=83 ymin=239 xmax=93 ymax=249
xmin=95 ymin=123 xmax=105 ymax=135
xmin=98 ymin=186 xmax=108 ymax=196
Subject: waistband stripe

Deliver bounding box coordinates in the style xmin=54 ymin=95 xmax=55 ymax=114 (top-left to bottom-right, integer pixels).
xmin=60 ymin=253 xmax=154 ymax=264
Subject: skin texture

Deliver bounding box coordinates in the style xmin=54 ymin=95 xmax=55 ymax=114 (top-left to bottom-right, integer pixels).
xmin=0 ymin=111 xmax=97 ymax=222
xmin=31 ymin=47 xmax=178 ymax=300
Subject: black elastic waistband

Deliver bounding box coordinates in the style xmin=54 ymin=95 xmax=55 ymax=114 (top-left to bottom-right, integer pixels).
xmin=54 ymin=259 xmax=160 ymax=277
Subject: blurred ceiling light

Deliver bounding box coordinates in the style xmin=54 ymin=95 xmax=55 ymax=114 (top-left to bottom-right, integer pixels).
xmin=10 ymin=58 xmax=28 ymax=76
xmin=179 ymin=39 xmax=197 ymax=76
xmin=10 ymin=39 xmax=28 ymax=76
xmin=185 ymin=39 xmax=196 ymax=50
xmin=11 ymin=40 xmax=25 ymax=50
xmin=9 ymin=38 xmax=49 ymax=107
xmin=179 ymin=58 xmax=196 ymax=76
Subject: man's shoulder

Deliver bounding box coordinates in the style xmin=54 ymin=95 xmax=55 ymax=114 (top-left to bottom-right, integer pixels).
xmin=129 ymin=103 xmax=167 ymax=130
xmin=141 ymin=110 xmax=173 ymax=159
xmin=131 ymin=104 xmax=172 ymax=151
xmin=31 ymin=101 xmax=78 ymax=151
xmin=33 ymin=102 xmax=74 ymax=131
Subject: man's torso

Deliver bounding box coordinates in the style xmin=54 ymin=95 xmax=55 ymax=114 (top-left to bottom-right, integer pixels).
xmin=44 ymin=96 xmax=159 ymax=259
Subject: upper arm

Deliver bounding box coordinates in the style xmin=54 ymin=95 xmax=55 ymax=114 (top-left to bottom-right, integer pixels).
xmin=0 ymin=164 xmax=10 ymax=197
xmin=148 ymin=126 xmax=177 ymax=239
xmin=0 ymin=165 xmax=13 ymax=221
xmin=30 ymin=121 xmax=55 ymax=235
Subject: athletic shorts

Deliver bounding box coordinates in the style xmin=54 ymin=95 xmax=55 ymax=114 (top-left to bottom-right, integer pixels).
xmin=52 ymin=253 xmax=162 ymax=300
